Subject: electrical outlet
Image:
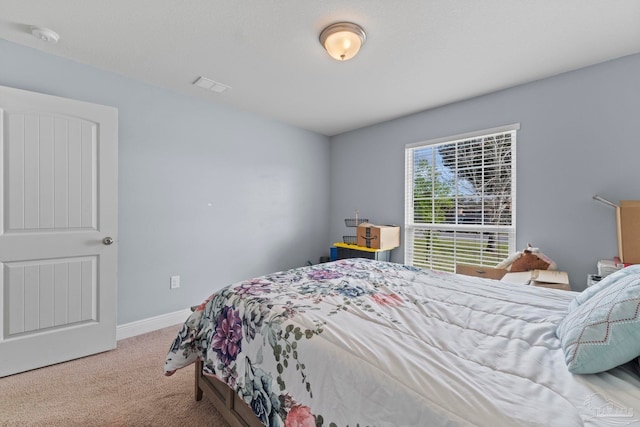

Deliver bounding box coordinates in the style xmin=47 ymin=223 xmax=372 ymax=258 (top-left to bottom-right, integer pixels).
xmin=170 ymin=275 xmax=180 ymax=289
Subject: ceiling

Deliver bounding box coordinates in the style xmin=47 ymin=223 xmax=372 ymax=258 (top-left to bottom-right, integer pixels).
xmin=1 ymin=1 xmax=640 ymax=136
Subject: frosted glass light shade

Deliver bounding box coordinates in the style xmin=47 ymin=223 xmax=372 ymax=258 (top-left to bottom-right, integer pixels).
xmin=320 ymin=22 xmax=366 ymax=61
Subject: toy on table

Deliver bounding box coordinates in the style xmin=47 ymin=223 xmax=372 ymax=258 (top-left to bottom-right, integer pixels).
xmin=496 ymin=243 xmax=557 ymax=272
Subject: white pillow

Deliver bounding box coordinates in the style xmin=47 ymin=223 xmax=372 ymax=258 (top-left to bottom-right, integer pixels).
xmin=556 ymin=272 xmax=640 ymax=374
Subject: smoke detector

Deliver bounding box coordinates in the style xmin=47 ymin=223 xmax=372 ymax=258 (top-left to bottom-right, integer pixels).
xmin=31 ymin=26 xmax=60 ymax=44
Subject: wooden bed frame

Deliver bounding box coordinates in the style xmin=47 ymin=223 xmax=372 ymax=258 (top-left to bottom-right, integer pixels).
xmin=194 ymin=360 xmax=263 ymax=427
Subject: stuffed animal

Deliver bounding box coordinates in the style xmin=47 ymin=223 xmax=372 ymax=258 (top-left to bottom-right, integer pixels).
xmin=496 ymin=244 xmax=557 ymax=272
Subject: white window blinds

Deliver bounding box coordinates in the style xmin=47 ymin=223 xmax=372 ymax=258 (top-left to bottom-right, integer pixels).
xmin=404 ymin=124 xmax=518 ymax=272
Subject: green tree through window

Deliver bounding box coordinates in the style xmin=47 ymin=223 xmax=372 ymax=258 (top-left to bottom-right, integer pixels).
xmin=405 ymin=125 xmax=517 ymax=272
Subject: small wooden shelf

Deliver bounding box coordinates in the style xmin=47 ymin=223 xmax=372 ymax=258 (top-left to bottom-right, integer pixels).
xmin=333 ymin=242 xmax=390 ymax=253
xmin=333 ymin=242 xmax=394 ymax=261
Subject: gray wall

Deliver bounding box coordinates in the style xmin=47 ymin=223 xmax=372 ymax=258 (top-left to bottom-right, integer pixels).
xmin=0 ymin=40 xmax=331 ymax=324
xmin=329 ymin=53 xmax=640 ymax=291
xmin=3 ymin=38 xmax=638 ymax=323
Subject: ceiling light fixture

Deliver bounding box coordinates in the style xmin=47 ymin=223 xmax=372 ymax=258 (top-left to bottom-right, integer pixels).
xmin=319 ymin=22 xmax=366 ymax=61
xmin=31 ymin=26 xmax=60 ymax=44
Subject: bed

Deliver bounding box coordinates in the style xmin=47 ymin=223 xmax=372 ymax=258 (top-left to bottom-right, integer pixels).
xmin=164 ymin=258 xmax=640 ymax=426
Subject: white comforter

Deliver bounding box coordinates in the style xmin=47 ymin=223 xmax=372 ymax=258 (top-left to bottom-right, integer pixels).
xmin=165 ymin=259 xmax=640 ymax=426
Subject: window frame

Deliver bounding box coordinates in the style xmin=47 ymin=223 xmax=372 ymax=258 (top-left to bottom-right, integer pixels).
xmin=404 ymin=124 xmax=519 ymax=271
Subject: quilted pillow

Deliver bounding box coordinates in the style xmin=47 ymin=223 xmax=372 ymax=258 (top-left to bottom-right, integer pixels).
xmin=568 ymin=265 xmax=640 ymax=311
xmin=556 ymin=273 xmax=640 ymax=374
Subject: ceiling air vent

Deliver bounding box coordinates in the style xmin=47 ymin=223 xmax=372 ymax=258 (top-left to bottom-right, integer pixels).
xmin=192 ymin=76 xmax=231 ymax=93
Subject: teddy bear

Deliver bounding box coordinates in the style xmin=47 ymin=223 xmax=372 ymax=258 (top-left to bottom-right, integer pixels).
xmin=496 ymin=243 xmax=557 ymax=272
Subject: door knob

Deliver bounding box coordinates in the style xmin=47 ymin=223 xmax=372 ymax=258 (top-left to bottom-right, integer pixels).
xmin=103 ymin=237 xmax=114 ymax=245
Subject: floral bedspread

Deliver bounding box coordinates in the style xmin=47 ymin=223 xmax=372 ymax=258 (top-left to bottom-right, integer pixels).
xmin=164 ymin=259 xmax=640 ymax=427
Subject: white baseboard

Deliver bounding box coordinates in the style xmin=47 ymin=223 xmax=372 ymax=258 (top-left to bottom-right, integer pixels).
xmin=116 ymin=308 xmax=192 ymax=341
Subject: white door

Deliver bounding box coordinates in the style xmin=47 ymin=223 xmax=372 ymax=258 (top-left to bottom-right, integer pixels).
xmin=0 ymin=85 xmax=118 ymax=377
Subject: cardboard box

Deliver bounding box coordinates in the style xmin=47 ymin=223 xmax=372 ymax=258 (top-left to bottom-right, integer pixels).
xmin=532 ymin=281 xmax=571 ymax=291
xmin=357 ymin=223 xmax=400 ymax=250
xmin=617 ymin=200 xmax=640 ymax=264
xmin=530 ymin=270 xmax=571 ymax=291
xmin=456 ymin=264 xmax=507 ymax=280
xmin=501 ymin=270 xmax=570 ymax=289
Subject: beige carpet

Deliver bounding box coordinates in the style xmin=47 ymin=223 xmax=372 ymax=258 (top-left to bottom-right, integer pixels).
xmin=0 ymin=325 xmax=231 ymax=427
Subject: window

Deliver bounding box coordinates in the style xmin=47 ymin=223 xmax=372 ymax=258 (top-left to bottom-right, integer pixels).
xmin=404 ymin=124 xmax=518 ymax=272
